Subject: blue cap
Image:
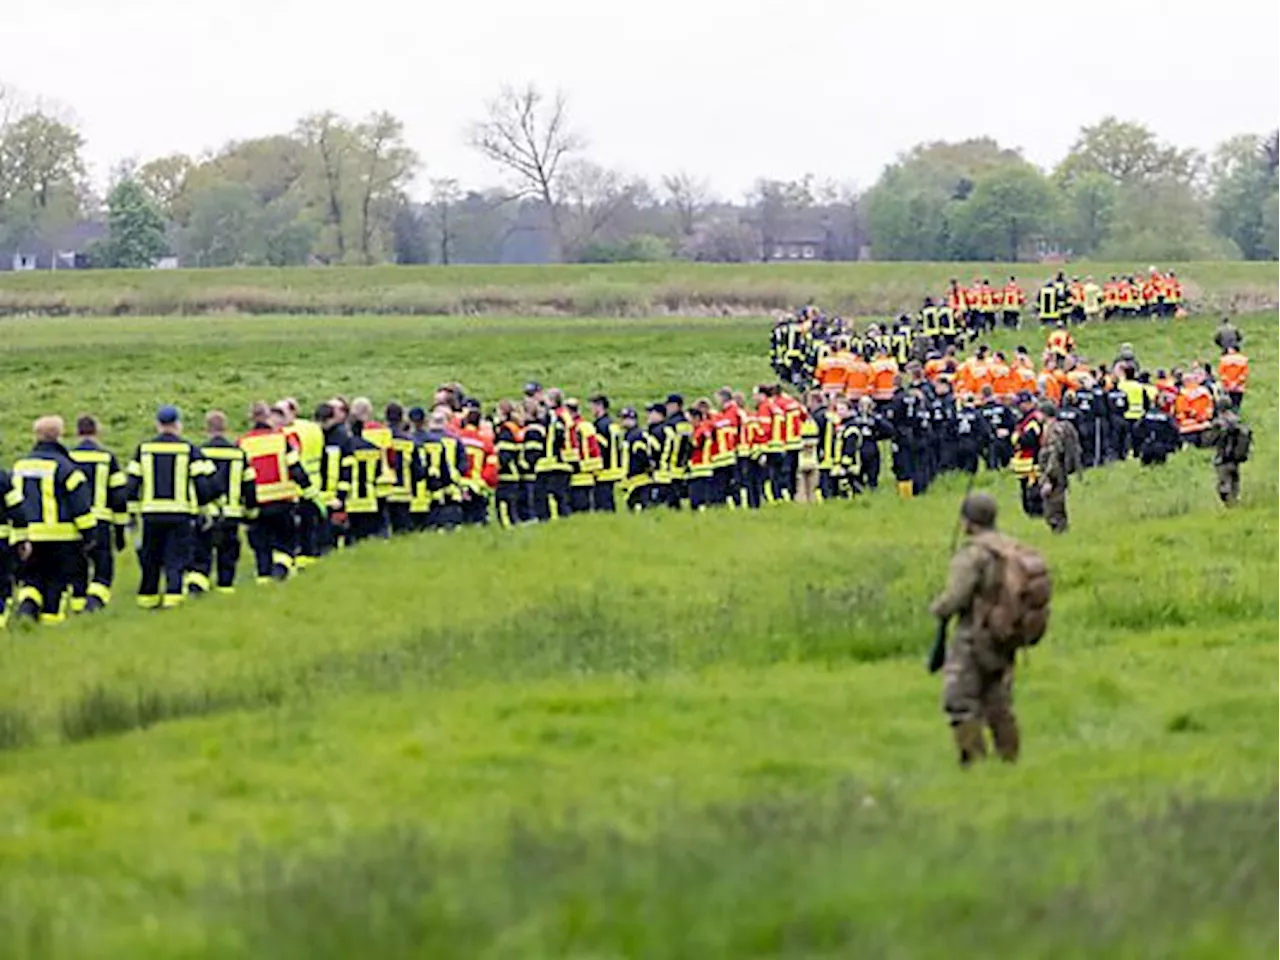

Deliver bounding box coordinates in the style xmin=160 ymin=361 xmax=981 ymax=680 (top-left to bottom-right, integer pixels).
xmin=156 ymin=405 xmax=180 ymax=425
xmin=408 ymin=406 xmax=426 ymax=421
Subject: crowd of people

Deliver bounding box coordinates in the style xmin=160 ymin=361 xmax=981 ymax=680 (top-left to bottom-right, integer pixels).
xmin=0 ymin=306 xmax=1253 ymax=626
xmin=770 ymin=266 xmax=1188 ymax=385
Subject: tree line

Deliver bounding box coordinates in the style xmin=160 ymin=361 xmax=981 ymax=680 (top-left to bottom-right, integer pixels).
xmin=0 ymin=82 xmax=1275 ymax=269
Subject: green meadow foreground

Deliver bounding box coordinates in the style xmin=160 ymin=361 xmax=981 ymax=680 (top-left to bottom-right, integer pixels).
xmin=0 ymin=311 xmax=1275 ymax=957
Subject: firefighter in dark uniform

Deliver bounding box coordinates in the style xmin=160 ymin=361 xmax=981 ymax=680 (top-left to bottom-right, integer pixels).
xmin=127 ymin=406 xmax=219 ymax=609
xmin=239 ymin=402 xmax=311 ymax=581
xmin=189 ymin=410 xmax=257 ymax=595
xmin=519 ymin=399 xmax=545 ymax=523
xmin=383 ymin=403 xmax=418 ymax=535
xmin=341 ymin=417 xmax=386 ymax=543
xmin=68 ymin=415 xmax=128 ymax=613
xmin=645 ymin=404 xmax=672 ymax=507
xmin=616 ymin=407 xmax=654 ymax=511
xmin=417 ymin=410 xmax=463 ymax=531
xmin=494 ymin=401 xmax=526 ymax=527
xmin=316 ymin=402 xmax=353 ymax=549
xmin=591 ymin=395 xmax=622 ymax=513
xmin=0 ymin=454 xmax=25 ymax=629
xmin=663 ymin=393 xmax=693 ymax=508
xmin=534 ymin=389 xmax=574 ymax=520
xmin=11 ymin=416 xmax=96 ymax=623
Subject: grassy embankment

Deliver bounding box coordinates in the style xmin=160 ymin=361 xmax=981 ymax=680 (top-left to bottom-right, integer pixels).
xmin=0 ymin=310 xmax=1274 ymax=957
xmin=0 ymin=260 xmax=1276 ymax=317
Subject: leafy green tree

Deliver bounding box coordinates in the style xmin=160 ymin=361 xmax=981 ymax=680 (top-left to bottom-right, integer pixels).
xmin=177 ymin=180 xmax=264 ymax=266
xmin=100 ymin=178 xmax=168 ymax=267
xmin=948 ymin=163 xmax=1056 ymax=261
xmin=863 ymin=139 xmax=1026 ymax=260
xmin=1057 ymin=117 xmax=1199 ymax=186
xmin=1056 ymin=172 xmax=1118 ymax=255
xmin=135 ymin=153 xmax=194 ymax=221
xmin=1098 ymin=178 xmax=1238 ymax=261
xmin=1209 ymin=133 xmax=1278 ymax=260
xmin=1259 ymin=194 xmax=1280 ymax=259
xmin=0 ymin=109 xmax=87 ymax=250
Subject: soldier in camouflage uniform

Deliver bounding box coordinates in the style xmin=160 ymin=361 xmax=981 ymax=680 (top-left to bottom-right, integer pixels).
xmin=1036 ymin=400 xmax=1080 ymax=534
xmin=1203 ymin=410 xmax=1250 ymax=506
xmin=929 ymin=493 xmax=1021 ymax=767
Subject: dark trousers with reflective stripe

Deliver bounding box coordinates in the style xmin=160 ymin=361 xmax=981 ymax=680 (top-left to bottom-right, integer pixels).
xmin=190 ymin=520 xmax=240 ymax=591
xmin=139 ymin=519 xmax=193 ymax=602
xmin=71 ymin=524 xmax=114 ymax=606
xmin=534 ymin=471 xmax=572 ymax=520
xmin=248 ymin=504 xmax=296 ymax=580
xmin=496 ymin=483 xmax=523 ymax=527
xmin=17 ymin=541 xmax=79 ymax=620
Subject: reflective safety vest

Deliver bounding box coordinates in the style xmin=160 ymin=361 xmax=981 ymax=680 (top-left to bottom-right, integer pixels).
xmin=1218 ymin=353 xmax=1249 ymax=392
xmin=1120 ymin=380 xmax=1148 ymax=421
xmin=798 ymin=417 xmax=821 ymax=471
xmin=1174 ymin=387 xmax=1213 ymax=433
xmin=285 ymin=419 xmax=325 ymax=491
xmin=920 ymin=306 xmax=940 ymax=336
xmin=938 ymin=307 xmax=958 ymax=336
xmin=239 ymin=427 xmax=301 ymax=505
xmin=870 ymin=358 xmax=898 ymax=400
xmin=711 ymin=412 xmax=738 ymax=468
xmin=342 ymin=441 xmax=383 ymax=514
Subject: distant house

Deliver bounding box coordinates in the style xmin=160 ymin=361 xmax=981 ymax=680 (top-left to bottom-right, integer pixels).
xmin=0 ymin=221 xmax=107 ymax=271
xmin=765 ymin=227 xmax=825 ymax=261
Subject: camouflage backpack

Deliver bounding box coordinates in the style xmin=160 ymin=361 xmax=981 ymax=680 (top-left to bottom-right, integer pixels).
xmin=1223 ymin=422 xmax=1252 ymax=464
xmin=972 ymin=533 xmax=1053 ymax=651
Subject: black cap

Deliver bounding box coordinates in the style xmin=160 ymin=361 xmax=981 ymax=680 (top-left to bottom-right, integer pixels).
xmin=523 ymin=381 xmax=541 ymax=396
xmin=646 ymin=403 xmax=666 ymax=414
xmin=666 ymin=393 xmax=683 ymax=406
xmin=408 ymin=406 xmax=426 ymax=422
xmin=620 ymin=406 xmax=637 ymax=419
xmin=1014 ymin=391 xmax=1032 ymax=404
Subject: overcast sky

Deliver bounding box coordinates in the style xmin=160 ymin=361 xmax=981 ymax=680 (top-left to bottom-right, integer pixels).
xmin=5 ymin=0 xmax=1277 ymax=200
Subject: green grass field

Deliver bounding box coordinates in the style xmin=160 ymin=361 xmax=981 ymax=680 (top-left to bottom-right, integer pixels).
xmin=0 ymin=307 xmax=1275 ymax=957
xmin=0 ymin=260 xmax=1276 ymax=317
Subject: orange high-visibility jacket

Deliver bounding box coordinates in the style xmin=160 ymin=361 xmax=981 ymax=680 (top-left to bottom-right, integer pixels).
xmin=1218 ymin=353 xmax=1249 ymax=393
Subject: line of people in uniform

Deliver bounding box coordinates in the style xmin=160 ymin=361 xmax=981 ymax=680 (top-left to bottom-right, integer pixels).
xmin=0 ymin=313 xmax=1251 ymax=627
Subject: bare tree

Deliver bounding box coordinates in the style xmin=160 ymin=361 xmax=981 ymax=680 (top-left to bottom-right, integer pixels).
xmin=429 ymin=177 xmax=461 ymax=265
xmin=661 ymin=171 xmax=712 ymax=237
xmin=468 ymin=83 xmax=582 ymax=260
xmin=557 ymin=160 xmax=647 ymax=258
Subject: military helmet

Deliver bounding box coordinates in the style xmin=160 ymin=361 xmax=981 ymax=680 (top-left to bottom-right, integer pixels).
xmin=960 ymin=492 xmax=998 ymax=528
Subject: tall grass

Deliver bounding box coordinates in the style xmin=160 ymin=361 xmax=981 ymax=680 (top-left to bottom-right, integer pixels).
xmin=0 ymin=261 xmax=1275 ymax=317
xmin=0 ymin=308 xmax=1273 ymax=958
